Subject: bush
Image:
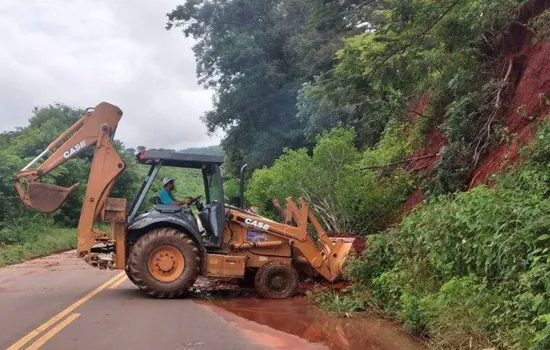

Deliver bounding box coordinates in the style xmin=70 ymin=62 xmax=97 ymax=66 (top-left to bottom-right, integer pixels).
xmin=0 ymin=216 xmax=55 ymax=246
xmin=246 ymin=127 xmax=416 ymax=235
xmin=418 ymin=276 xmax=499 ymax=349
xmin=223 ymin=178 xmax=240 ymax=199
xmin=0 ymin=225 xmax=76 ymax=267
xmin=309 ymin=288 xmax=368 ymax=315
xmin=340 ymin=120 xmax=550 ymax=349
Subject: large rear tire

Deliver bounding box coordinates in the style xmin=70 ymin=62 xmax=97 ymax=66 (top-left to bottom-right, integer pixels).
xmin=127 ymin=227 xmax=200 ymax=298
xmin=255 ymin=262 xmax=299 ymax=299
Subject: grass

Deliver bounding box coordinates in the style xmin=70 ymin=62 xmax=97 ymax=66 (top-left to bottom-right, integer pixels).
xmin=311 ymin=290 xmax=366 ymax=316
xmin=0 ymin=227 xmax=76 ymax=267
xmin=308 ymin=284 xmax=383 ymax=316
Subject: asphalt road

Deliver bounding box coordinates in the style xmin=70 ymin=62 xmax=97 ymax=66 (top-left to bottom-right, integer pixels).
xmin=0 ymin=251 xmax=322 ymax=350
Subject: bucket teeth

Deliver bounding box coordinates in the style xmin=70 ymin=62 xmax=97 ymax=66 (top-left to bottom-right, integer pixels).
xmin=27 ymin=182 xmax=79 ymax=213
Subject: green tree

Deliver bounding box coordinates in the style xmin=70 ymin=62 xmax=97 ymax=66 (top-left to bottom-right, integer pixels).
xmin=166 ymin=0 xmax=358 ymax=174
xmin=301 ymin=0 xmax=527 ymax=193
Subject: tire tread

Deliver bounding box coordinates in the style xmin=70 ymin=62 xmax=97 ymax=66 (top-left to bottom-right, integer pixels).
xmin=127 ymin=227 xmax=200 ymax=298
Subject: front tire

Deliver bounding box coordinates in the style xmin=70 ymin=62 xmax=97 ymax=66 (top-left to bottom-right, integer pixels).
xmin=127 ymin=228 xmax=200 ymax=298
xmin=255 ymin=262 xmax=299 ymax=299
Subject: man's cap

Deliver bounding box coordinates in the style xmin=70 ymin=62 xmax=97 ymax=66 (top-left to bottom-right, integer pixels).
xmin=162 ymin=177 xmax=175 ymax=186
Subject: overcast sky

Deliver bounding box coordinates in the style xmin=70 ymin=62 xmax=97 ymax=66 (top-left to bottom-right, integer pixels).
xmin=0 ymin=0 xmax=222 ymax=150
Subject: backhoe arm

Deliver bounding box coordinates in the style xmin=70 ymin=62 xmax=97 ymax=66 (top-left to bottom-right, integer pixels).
xmin=14 ymin=102 xmax=126 ymax=261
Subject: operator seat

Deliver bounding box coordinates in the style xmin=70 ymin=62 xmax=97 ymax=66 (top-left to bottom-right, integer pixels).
xmin=153 ymin=195 xmax=161 ymax=205
xmin=153 ymin=204 xmax=183 ymax=213
xmin=198 ymin=201 xmax=223 ymax=247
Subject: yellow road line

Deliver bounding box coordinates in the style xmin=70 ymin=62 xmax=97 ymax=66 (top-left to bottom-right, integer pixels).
xmin=26 ymin=313 xmax=81 ymax=350
xmin=6 ymin=271 xmax=124 ymax=350
xmin=108 ymin=275 xmax=127 ymax=289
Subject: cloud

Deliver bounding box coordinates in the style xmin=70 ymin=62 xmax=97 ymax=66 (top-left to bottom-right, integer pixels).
xmin=0 ymin=0 xmax=221 ymax=150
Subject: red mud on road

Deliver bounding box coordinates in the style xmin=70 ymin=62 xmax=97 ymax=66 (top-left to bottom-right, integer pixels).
xmin=192 ymin=278 xmax=425 ymax=350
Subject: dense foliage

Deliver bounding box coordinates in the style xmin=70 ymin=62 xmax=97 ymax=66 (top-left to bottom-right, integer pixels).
xmin=342 ymin=120 xmax=550 ymax=349
xmin=168 ymin=0 xmax=528 ymax=187
xmin=166 ymin=0 xmax=361 ymax=174
xmin=303 ymin=0 xmax=531 ymax=195
xmin=167 ymin=0 xmax=550 ymax=348
xmin=246 ymin=126 xmax=417 ymax=235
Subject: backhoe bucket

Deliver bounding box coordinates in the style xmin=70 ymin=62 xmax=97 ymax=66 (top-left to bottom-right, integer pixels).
xmin=27 ymin=182 xmax=78 ymax=213
xmin=328 ymin=237 xmax=357 ymax=280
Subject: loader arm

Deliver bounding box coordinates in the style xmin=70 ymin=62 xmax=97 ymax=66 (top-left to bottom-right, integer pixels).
xmin=14 ymin=102 xmax=126 ymax=261
xmin=230 ymin=197 xmax=355 ymax=282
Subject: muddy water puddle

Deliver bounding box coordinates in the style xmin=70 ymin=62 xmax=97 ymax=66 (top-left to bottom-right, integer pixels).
xmin=193 ymin=281 xmax=425 ymax=350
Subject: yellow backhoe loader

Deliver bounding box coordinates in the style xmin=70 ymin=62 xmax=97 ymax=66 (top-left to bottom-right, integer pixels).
xmin=14 ymin=102 xmax=355 ymax=299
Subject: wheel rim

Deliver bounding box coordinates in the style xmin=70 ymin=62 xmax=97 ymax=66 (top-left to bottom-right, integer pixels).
xmin=267 ymin=271 xmax=290 ymax=295
xmin=147 ymin=245 xmax=185 ymax=282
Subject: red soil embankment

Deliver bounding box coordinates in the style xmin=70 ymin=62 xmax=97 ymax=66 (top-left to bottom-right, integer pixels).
xmin=470 ymin=40 xmax=550 ymax=187
xmin=399 ymin=25 xmax=550 ymax=216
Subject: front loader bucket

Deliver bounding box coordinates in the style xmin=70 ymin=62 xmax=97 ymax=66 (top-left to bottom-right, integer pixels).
xmin=27 ymin=182 xmax=79 ymax=213
xmin=328 ymin=237 xmax=357 ymax=281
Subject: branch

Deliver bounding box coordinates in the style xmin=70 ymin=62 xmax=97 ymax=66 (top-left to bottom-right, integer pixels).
xmin=298 ymin=184 xmax=339 ymax=232
xmin=472 ymin=58 xmax=514 ymax=166
xmin=494 ymin=58 xmax=514 ymax=111
xmin=360 ymin=153 xmax=439 ymax=171
xmin=367 ymin=0 xmax=462 ymax=78
xmin=408 ymin=109 xmax=431 ymax=119
xmin=468 ymin=170 xmax=481 ymax=189
xmin=409 ymin=164 xmax=430 ymax=172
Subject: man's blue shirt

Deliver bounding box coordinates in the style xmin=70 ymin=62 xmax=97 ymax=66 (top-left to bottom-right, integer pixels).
xmin=159 ymin=188 xmax=175 ymax=204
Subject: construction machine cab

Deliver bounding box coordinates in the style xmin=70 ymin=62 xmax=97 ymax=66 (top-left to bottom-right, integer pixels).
xmin=127 ymin=149 xmax=225 ymax=248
